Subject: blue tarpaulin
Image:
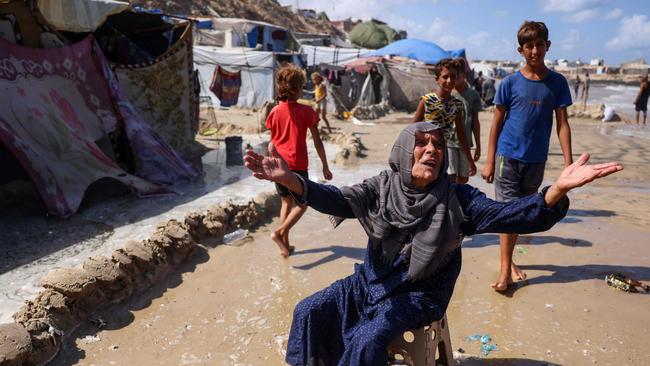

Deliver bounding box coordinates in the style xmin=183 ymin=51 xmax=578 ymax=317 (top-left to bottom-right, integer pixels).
xmin=363 ymin=39 xmax=465 ymax=64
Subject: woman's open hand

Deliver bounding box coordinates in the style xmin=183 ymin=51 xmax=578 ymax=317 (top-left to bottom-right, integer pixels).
xmin=555 ymin=152 xmax=623 ymax=193
xmin=244 ymin=143 xmax=292 ymax=184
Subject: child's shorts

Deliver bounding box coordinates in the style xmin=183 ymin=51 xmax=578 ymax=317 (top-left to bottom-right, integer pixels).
xmin=447 ymin=147 xmax=470 ymax=177
xmin=494 ymin=155 xmax=545 ymax=202
xmin=276 ymin=170 xmax=309 ymax=197
xmin=316 ymin=99 xmax=327 ymax=111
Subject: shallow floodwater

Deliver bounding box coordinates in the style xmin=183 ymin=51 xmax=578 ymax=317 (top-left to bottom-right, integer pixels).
xmin=0 ymin=136 xmax=385 ymax=323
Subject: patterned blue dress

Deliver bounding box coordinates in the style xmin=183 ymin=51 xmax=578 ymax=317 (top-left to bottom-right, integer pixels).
xmin=286 ymin=180 xmax=569 ymax=366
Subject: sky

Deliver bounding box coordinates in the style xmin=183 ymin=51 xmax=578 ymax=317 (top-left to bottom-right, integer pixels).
xmin=278 ymin=0 xmax=650 ymax=65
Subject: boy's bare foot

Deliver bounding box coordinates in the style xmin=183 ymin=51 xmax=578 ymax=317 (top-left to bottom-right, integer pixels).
xmin=511 ymin=263 xmax=527 ymax=281
xmin=491 ymin=278 xmax=513 ymax=292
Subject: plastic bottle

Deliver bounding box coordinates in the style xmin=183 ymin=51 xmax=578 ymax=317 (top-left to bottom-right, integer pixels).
xmin=223 ymin=228 xmax=249 ymax=245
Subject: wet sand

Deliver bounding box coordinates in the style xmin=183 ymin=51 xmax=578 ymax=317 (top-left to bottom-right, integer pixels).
xmin=54 ymin=112 xmax=650 ymax=365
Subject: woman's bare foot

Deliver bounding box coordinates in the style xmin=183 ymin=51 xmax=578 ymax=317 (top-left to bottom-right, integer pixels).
xmin=511 ymin=263 xmax=527 ymax=281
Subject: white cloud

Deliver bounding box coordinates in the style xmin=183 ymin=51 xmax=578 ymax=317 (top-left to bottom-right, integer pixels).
xmin=424 ymin=17 xmax=450 ymax=40
xmin=560 ymin=29 xmax=581 ymax=51
xmin=563 ymin=9 xmax=599 ymax=23
xmin=540 ymin=0 xmax=597 ymax=13
xmin=605 ymin=8 xmax=623 ymax=20
xmin=606 ymin=15 xmax=650 ymax=51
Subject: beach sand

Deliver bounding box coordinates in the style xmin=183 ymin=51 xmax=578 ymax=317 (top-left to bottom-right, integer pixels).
xmin=54 ymin=111 xmax=650 ymax=365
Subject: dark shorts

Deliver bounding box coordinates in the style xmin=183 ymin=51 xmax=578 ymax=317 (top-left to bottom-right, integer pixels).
xmin=635 ymin=103 xmax=648 ymax=112
xmin=494 ymin=155 xmax=545 ymax=202
xmin=276 ymin=170 xmax=309 ymax=197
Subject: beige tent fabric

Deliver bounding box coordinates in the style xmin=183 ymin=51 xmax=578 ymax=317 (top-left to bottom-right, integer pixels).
xmin=37 ymin=0 xmax=129 ymax=32
xmin=114 ymin=24 xmax=200 ymax=160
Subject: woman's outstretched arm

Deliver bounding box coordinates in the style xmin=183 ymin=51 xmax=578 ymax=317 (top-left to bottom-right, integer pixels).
xmin=458 ymin=153 xmax=623 ymax=235
xmin=244 ymin=144 xmax=355 ymax=218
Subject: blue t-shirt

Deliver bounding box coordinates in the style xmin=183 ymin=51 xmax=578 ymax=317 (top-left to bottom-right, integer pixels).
xmin=494 ymin=70 xmax=572 ymax=163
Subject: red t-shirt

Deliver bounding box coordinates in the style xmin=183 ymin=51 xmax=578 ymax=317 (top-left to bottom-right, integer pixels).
xmin=265 ymin=101 xmax=319 ymax=171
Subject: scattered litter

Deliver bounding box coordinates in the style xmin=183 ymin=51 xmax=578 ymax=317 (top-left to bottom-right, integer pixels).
xmin=545 ymin=303 xmax=555 ymax=309
xmin=605 ymin=273 xmax=650 ymax=293
xmin=351 ymin=117 xmax=375 ymax=126
xmin=80 ymin=335 xmax=101 ymax=344
xmin=223 ymin=229 xmax=249 ymax=245
xmin=480 ymin=343 xmax=498 ymax=356
xmin=109 ymin=344 xmax=119 ymax=350
xmin=516 ymin=245 xmax=529 ymax=254
xmin=89 ymin=315 xmax=107 ymax=329
xmin=466 ymin=333 xmax=497 ymax=357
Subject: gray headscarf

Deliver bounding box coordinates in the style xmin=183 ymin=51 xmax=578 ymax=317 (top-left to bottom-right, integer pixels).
xmin=334 ymin=122 xmax=464 ymax=280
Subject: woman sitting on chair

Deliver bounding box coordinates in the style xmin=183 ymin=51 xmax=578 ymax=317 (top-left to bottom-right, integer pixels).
xmin=245 ymin=122 xmax=622 ymax=365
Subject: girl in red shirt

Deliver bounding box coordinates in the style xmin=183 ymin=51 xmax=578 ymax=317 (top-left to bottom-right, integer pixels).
xmin=265 ymin=65 xmax=333 ymax=257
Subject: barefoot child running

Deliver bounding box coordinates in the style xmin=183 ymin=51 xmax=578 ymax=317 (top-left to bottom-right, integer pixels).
xmin=265 ymin=65 xmax=333 ymax=258
xmin=482 ymin=21 xmax=573 ymax=292
xmin=311 ymin=72 xmax=333 ymax=133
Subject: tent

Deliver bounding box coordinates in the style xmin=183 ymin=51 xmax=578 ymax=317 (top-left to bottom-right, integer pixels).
xmin=37 ymin=0 xmax=129 ymax=32
xmin=0 ymin=36 xmax=199 ymax=217
xmin=194 ymin=46 xmax=304 ymax=109
xmin=363 ymin=39 xmax=465 ymax=65
xmin=199 ymin=18 xmax=299 ymax=52
xmin=300 ymin=45 xmax=368 ymax=67
xmin=348 ymin=20 xmax=401 ymax=49
xmin=93 ymin=12 xmax=201 ymax=160
xmin=0 ymin=0 xmax=66 ymax=48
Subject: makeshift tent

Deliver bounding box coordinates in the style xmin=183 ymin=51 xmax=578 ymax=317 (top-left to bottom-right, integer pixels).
xmin=364 ymin=39 xmax=465 ymax=65
xmin=0 ymin=36 xmax=199 ymax=217
xmin=300 ymin=45 xmax=367 ymax=67
xmin=194 ymin=47 xmax=304 ymax=108
xmin=348 ymin=20 xmax=401 ymax=49
xmin=195 ymin=47 xmax=273 ymax=108
xmin=93 ymin=12 xmax=201 ymax=160
xmin=37 ymin=0 xmax=129 ymax=32
xmin=0 ymin=0 xmax=66 ymax=48
xmin=198 ymin=18 xmax=299 ymax=52
xmin=112 ymin=24 xmax=199 ymax=159
xmin=384 ymin=61 xmax=437 ymax=111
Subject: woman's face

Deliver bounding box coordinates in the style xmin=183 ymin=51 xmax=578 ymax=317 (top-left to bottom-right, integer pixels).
xmin=437 ymin=67 xmax=457 ymax=94
xmin=411 ymin=130 xmax=445 ymax=188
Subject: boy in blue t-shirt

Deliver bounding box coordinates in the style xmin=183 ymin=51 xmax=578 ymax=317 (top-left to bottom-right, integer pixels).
xmin=481 ymin=21 xmax=573 ymax=292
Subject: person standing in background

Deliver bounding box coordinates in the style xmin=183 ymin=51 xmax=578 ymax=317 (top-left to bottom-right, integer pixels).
xmin=581 ymin=72 xmax=590 ymax=109
xmin=634 ymin=74 xmax=649 ymax=125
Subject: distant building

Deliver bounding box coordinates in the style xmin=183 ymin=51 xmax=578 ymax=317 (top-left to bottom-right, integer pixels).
xmin=590 ymin=58 xmax=604 ymax=66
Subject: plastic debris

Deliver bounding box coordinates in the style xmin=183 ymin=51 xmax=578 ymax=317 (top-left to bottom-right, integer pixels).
xmin=481 ymin=344 xmax=498 ymax=356
xmin=466 ymin=333 xmax=497 ymax=357
xmin=80 ymin=335 xmax=101 ymax=344
xmin=605 ymin=273 xmax=650 ymax=293
xmin=545 ymin=303 xmax=555 ymax=309
xmin=223 ymin=229 xmax=249 ymax=245
xmin=516 ymin=245 xmax=529 ymax=254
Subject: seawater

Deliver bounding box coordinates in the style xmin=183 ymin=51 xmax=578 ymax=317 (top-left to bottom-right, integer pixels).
xmin=0 ymin=136 xmax=385 ymax=323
